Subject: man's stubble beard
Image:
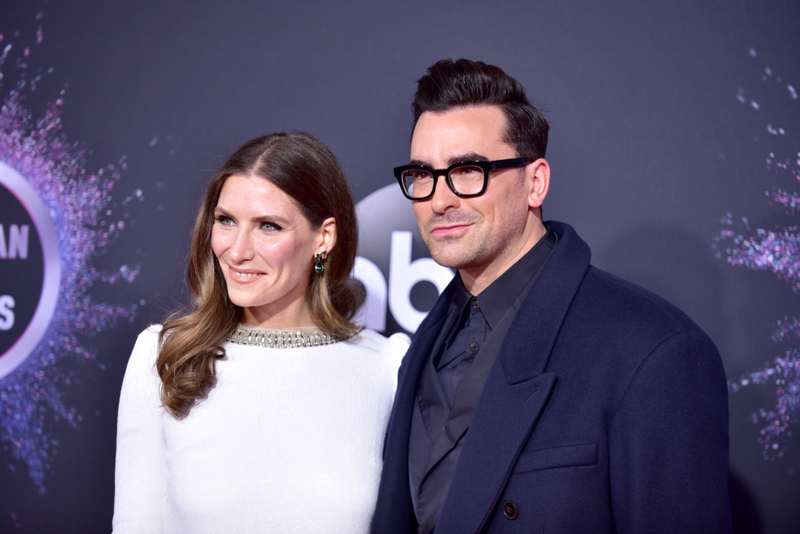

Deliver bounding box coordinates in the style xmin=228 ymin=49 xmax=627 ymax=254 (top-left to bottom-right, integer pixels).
xmin=420 ymin=204 xmax=531 ymax=275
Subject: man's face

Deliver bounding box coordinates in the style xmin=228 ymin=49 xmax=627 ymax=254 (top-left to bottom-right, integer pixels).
xmin=410 ymin=105 xmax=543 ymax=286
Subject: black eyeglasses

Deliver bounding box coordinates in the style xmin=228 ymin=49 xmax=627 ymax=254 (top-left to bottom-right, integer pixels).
xmin=393 ymin=158 xmax=533 ymax=200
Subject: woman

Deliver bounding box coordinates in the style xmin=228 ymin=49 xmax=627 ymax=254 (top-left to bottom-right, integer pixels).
xmin=113 ymin=133 xmax=409 ymax=533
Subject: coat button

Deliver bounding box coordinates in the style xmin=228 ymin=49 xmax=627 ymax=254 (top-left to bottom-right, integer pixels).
xmin=502 ymin=499 xmax=518 ymax=520
xmin=470 ymin=342 xmax=479 ymax=352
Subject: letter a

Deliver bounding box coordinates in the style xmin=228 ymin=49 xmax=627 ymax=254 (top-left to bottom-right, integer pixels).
xmin=8 ymin=225 xmax=29 ymax=259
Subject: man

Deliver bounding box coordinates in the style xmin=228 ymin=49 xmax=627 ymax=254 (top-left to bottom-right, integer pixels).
xmin=371 ymin=59 xmax=731 ymax=533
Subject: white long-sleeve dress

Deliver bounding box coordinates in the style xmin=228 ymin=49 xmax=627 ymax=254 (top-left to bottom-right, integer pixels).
xmin=112 ymin=326 xmax=409 ymax=534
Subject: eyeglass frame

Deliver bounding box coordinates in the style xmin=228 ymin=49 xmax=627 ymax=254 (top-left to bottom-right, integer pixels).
xmin=393 ymin=157 xmax=534 ymax=201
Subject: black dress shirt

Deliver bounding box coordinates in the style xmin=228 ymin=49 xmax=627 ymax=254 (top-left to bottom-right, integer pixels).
xmin=408 ymin=227 xmax=557 ymax=533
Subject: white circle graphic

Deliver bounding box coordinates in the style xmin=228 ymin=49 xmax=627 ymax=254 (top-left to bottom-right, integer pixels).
xmin=0 ymin=161 xmax=61 ymax=378
xmin=353 ymin=184 xmax=453 ymax=333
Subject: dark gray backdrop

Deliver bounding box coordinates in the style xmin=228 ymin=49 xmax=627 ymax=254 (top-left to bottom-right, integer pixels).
xmin=1 ymin=0 xmax=798 ymax=532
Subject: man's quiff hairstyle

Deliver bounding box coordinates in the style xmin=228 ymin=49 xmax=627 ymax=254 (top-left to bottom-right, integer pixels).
xmin=412 ymin=59 xmax=549 ymax=160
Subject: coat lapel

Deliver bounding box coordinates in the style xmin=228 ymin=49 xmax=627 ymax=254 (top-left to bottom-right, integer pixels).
xmin=372 ymin=280 xmax=457 ymax=534
xmin=436 ymin=370 xmax=558 ymax=533
xmin=435 ymin=222 xmax=592 ymax=533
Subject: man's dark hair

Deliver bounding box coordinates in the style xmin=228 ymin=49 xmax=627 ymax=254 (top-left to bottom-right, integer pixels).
xmin=412 ymin=59 xmax=549 ymax=160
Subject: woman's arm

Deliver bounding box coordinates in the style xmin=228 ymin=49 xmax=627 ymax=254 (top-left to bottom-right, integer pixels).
xmin=112 ymin=327 xmax=167 ymax=534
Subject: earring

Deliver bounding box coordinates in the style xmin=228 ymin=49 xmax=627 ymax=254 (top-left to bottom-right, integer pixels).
xmin=314 ymin=251 xmax=327 ymax=273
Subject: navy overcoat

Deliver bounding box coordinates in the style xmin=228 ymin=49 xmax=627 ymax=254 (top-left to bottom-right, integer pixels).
xmin=371 ymin=221 xmax=732 ymax=534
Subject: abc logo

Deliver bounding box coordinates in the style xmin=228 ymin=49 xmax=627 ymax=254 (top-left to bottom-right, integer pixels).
xmin=353 ymin=184 xmax=453 ymax=333
xmin=0 ymin=162 xmax=60 ymax=379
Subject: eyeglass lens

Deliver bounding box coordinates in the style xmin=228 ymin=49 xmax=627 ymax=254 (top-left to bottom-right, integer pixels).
xmin=401 ymin=164 xmax=485 ymax=199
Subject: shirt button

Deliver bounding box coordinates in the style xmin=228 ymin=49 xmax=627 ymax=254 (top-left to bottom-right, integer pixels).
xmin=470 ymin=342 xmax=479 ymax=352
xmin=502 ymin=499 xmax=519 ymax=520
xmin=471 ymin=300 xmax=480 ymax=310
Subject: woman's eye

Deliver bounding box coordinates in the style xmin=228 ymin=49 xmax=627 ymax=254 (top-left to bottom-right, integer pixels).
xmin=260 ymin=222 xmax=282 ymax=231
xmin=215 ymin=215 xmax=233 ymax=225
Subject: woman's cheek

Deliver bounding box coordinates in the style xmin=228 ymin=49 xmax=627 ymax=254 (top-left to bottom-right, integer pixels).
xmin=259 ymin=239 xmax=293 ymax=264
xmin=210 ymin=228 xmax=229 ymax=259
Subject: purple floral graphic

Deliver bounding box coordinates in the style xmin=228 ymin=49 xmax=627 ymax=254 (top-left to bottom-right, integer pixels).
xmin=1 ymin=17 xmax=139 ymax=493
xmin=718 ymin=49 xmax=800 ymax=461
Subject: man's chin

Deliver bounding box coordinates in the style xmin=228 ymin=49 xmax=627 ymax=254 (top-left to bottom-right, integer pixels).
xmin=428 ymin=249 xmax=467 ymax=270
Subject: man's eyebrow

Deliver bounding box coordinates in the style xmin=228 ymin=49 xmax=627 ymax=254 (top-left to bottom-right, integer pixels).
xmin=446 ymin=152 xmax=487 ymax=166
xmin=407 ymin=152 xmax=489 ymax=169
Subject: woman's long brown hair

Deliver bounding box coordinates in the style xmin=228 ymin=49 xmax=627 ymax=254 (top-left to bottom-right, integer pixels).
xmin=157 ymin=133 xmax=363 ymax=419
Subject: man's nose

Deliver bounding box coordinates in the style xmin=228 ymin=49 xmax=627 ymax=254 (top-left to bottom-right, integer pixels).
xmin=429 ymin=173 xmax=459 ymax=213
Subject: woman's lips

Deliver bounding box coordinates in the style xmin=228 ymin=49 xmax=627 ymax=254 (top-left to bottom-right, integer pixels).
xmin=227 ymin=266 xmax=264 ymax=283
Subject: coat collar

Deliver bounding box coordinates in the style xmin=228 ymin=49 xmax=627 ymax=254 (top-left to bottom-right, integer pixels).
xmin=499 ymin=221 xmax=591 ymax=384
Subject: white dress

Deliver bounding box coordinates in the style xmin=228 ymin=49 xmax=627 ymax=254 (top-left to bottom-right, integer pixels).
xmin=112 ymin=326 xmax=409 ymax=534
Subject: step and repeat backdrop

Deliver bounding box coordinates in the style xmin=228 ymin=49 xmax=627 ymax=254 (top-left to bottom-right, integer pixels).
xmin=1 ymin=0 xmax=798 ymax=532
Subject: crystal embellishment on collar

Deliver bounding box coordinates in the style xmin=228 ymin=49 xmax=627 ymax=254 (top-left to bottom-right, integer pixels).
xmin=226 ymin=327 xmax=362 ymax=348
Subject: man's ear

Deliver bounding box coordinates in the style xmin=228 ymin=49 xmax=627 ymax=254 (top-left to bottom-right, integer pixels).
xmin=317 ymin=217 xmax=337 ymax=255
xmin=527 ymin=158 xmax=550 ymax=210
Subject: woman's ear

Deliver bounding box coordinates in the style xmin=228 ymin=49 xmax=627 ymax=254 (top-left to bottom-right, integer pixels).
xmin=317 ymin=217 xmax=337 ymax=255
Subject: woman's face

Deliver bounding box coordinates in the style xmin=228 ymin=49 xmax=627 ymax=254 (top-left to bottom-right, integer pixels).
xmin=211 ymin=174 xmax=335 ymax=328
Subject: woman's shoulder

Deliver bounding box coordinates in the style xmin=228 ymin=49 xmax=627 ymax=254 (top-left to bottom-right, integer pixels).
xmin=138 ymin=323 xmax=163 ymax=338
xmin=118 ymin=325 xmax=164 ymax=395
xmin=133 ymin=324 xmax=163 ymax=346
xmin=354 ymin=328 xmax=411 ymax=355
xmin=127 ymin=324 xmax=164 ymax=366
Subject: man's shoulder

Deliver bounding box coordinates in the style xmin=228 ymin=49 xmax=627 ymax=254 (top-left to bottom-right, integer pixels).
xmin=574 ymin=265 xmax=707 ymax=341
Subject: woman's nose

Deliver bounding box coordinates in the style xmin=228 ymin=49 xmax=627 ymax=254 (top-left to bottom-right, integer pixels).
xmin=228 ymin=230 xmax=254 ymax=262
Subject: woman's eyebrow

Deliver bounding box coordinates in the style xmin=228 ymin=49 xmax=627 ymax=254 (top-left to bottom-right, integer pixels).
xmin=216 ymin=207 xmax=292 ymax=226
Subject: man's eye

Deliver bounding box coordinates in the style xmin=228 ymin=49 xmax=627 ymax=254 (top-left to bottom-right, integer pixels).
xmin=451 ymin=165 xmax=480 ymax=177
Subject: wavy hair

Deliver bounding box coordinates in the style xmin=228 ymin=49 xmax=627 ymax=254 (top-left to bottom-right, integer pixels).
xmin=157 ymin=132 xmax=363 ymax=419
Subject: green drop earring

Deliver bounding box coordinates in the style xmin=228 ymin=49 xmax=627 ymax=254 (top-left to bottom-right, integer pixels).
xmin=314 ymin=251 xmax=327 ymax=273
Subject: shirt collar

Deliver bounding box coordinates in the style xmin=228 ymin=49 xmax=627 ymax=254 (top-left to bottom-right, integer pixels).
xmin=460 ymin=225 xmax=556 ymax=330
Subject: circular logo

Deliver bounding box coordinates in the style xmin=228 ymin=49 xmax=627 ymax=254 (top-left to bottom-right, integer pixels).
xmin=0 ymin=161 xmax=61 ymax=379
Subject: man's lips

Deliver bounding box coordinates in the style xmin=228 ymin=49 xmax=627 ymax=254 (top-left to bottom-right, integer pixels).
xmin=429 ymin=223 xmax=470 ymax=236
xmin=426 ymin=211 xmax=477 ymax=237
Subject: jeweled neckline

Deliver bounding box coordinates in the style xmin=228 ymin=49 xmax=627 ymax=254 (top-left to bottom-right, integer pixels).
xmin=226 ymin=326 xmax=361 ymax=348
